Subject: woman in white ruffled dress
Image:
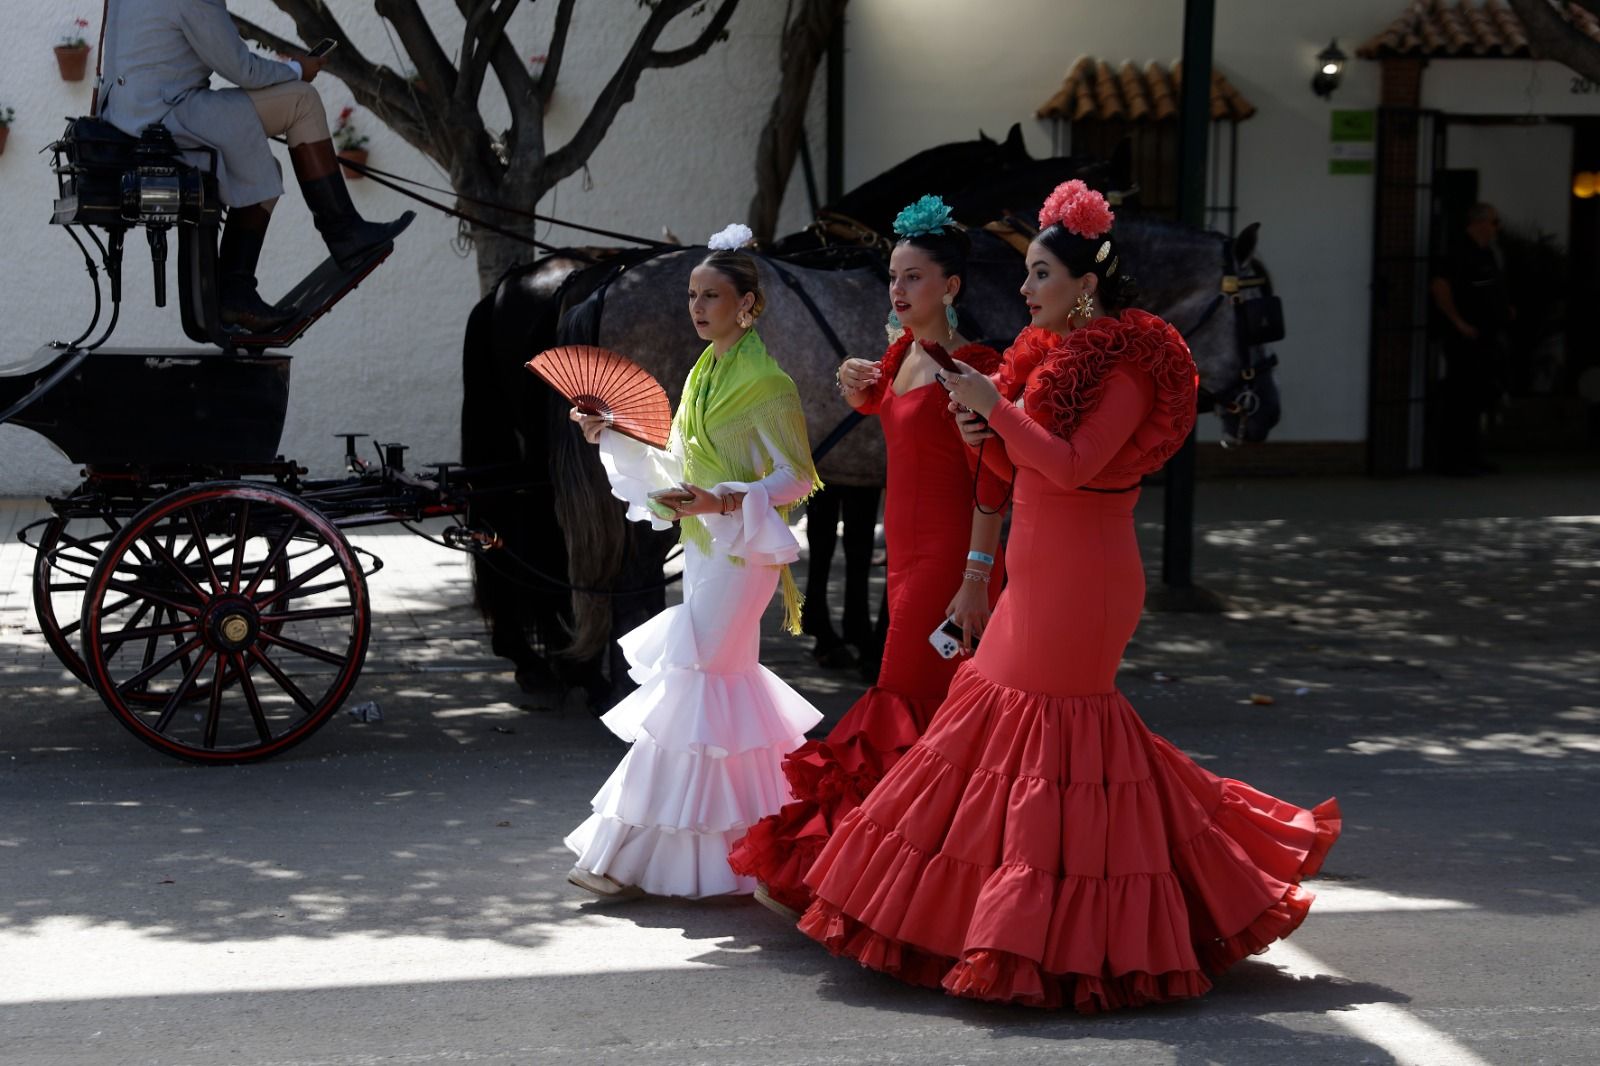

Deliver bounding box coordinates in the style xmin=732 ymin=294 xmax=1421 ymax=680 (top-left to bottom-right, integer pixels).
xmin=563 ymin=229 xmax=824 ymax=898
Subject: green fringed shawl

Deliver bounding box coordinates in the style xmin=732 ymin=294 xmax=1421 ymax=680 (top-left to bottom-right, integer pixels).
xmin=672 ymin=329 xmax=821 ymax=633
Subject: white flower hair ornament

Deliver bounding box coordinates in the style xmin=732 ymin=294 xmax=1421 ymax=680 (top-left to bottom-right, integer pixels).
xmin=706 ymin=222 xmax=754 ymax=251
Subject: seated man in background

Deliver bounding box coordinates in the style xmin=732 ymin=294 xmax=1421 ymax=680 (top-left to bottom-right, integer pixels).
xmin=100 ymin=0 xmax=414 ymax=331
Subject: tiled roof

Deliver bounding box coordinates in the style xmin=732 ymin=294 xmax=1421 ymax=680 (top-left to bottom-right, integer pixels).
xmin=1357 ymin=0 xmax=1600 ymax=59
xmin=1036 ymin=57 xmax=1257 ymax=124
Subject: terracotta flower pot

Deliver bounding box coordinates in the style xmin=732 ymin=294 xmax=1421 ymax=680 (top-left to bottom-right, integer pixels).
xmin=55 ymin=44 xmax=91 ymax=82
xmin=339 ymin=147 xmax=368 ymax=180
xmin=0 ymin=127 xmax=9 ymax=156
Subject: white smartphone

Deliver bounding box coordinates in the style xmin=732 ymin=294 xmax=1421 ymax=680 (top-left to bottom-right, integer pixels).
xmin=928 ymin=616 xmax=975 ymax=660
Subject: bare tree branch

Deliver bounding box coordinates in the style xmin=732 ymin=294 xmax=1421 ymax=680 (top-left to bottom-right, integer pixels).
xmin=1510 ymin=0 xmax=1600 ymax=81
xmin=747 ymin=0 xmax=847 ymax=242
xmin=648 ymin=0 xmax=741 ymax=68
xmin=537 ymin=0 xmax=578 ymax=101
xmin=457 ymin=0 xmax=524 ymax=109
xmin=545 ymin=0 xmax=740 ymax=183
xmin=374 ymin=0 xmax=460 ymax=98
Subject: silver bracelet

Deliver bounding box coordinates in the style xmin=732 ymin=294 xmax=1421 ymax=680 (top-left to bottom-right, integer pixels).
xmin=961 ymin=568 xmax=990 ymax=584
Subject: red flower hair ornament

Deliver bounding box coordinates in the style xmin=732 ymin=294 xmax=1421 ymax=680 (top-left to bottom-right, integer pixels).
xmin=1038 ymin=179 xmax=1115 ymax=240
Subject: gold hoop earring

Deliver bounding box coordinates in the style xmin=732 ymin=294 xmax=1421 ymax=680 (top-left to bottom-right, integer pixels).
xmin=1072 ymin=291 xmax=1095 ymax=322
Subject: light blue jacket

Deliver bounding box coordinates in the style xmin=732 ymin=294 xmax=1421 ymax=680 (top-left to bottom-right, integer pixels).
xmin=100 ymin=0 xmax=301 ymax=206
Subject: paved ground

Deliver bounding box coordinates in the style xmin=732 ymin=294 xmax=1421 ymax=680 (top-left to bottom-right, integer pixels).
xmin=1 ymin=463 xmax=1597 ymax=1066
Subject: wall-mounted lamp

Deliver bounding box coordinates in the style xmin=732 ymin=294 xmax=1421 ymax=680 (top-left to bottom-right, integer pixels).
xmin=1312 ymin=39 xmax=1346 ymax=99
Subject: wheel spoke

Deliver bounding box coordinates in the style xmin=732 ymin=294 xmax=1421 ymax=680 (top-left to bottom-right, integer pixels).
xmin=152 ymin=647 xmax=216 ymax=733
xmin=244 ymin=518 xmax=302 ymax=598
xmin=202 ymin=656 xmax=226 ymax=749
xmin=48 ymin=581 xmax=89 ymax=593
xmin=139 ymin=532 xmax=210 ymax=605
xmin=118 ymin=635 xmax=205 ymax=695
xmin=248 ymin=646 xmax=318 ymax=715
xmin=102 ymin=579 xmax=201 ymax=617
xmin=98 ymin=600 xmax=159 ymax=655
xmin=184 ymin=507 xmax=225 ymax=594
xmin=139 ymin=605 xmax=163 ymax=678
xmin=102 ymin=618 xmax=199 ymax=646
xmin=259 ymin=630 xmax=348 ymax=668
xmin=234 ymin=652 xmax=272 ymax=743
xmin=230 ymin=502 xmax=252 ymax=594
xmin=255 ymin=555 xmax=340 ymax=610
xmin=257 ymin=605 xmax=356 ymax=625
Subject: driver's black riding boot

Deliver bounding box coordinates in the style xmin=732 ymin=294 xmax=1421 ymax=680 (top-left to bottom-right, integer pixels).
xmin=218 ymin=204 xmax=295 ymax=333
xmin=289 ymin=139 xmax=415 ymax=270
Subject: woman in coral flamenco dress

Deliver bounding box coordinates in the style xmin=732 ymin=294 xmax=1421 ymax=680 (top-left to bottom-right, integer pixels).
xmin=798 ymin=182 xmax=1341 ymax=1012
xmin=729 ymin=197 xmax=1008 ymax=918
xmin=563 ymin=226 xmax=824 ymax=899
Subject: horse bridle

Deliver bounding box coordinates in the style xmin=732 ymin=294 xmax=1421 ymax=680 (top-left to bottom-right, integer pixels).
xmin=1179 ymin=237 xmax=1281 ymax=448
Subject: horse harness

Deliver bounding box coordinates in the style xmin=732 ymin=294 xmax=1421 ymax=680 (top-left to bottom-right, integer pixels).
xmin=1176 ymin=237 xmax=1284 ymax=448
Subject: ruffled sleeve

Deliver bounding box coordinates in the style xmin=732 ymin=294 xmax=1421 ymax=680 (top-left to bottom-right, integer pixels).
xmin=699 ymin=424 xmax=813 ymax=566
xmin=987 ymin=365 xmax=1155 ymax=492
xmin=598 ymin=429 xmax=685 ymax=531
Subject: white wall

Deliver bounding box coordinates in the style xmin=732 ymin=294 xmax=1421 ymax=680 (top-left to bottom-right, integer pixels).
xmin=0 ymin=1 xmax=819 ymax=495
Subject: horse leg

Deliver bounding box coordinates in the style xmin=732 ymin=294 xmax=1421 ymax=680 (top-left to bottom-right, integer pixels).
xmin=840 ymin=486 xmax=880 ymax=652
xmin=801 ymin=487 xmax=854 ymax=666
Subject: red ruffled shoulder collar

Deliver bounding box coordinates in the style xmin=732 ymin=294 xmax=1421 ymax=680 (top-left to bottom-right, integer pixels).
xmin=874 ymin=330 xmax=1003 ymax=405
xmin=1023 ymin=310 xmax=1199 ymax=479
xmin=993 ymin=326 xmax=1064 ymax=403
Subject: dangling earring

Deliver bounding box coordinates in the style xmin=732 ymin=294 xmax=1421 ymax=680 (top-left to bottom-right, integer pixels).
xmin=737 ymin=310 xmax=753 ymax=329
xmin=943 ymin=294 xmax=958 ymax=339
xmin=885 ymin=308 xmax=904 ymax=341
xmin=1072 ymin=290 xmax=1095 ymax=323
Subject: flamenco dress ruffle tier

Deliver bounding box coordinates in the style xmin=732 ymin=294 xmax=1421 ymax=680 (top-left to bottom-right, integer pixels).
xmin=799 ymin=665 xmax=1341 ymax=1011
xmin=729 ymin=337 xmax=1004 ymax=914
xmin=565 ymin=431 xmax=822 ymax=898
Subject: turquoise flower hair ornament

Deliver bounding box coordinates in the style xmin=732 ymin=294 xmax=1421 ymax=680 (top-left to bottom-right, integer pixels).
xmin=892 ymin=195 xmax=956 ymax=239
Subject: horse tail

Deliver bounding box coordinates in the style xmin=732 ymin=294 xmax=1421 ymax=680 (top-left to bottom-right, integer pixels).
xmin=462 ymin=258 xmax=579 ymax=678
xmin=547 ymin=267 xmax=631 ymax=661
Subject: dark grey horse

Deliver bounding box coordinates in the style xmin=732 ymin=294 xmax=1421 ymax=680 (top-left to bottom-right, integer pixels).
xmin=525 ymin=217 xmax=1279 ymax=697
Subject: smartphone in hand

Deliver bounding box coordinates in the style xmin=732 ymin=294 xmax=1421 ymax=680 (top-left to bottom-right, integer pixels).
xmin=307 ymin=38 xmax=338 ymax=58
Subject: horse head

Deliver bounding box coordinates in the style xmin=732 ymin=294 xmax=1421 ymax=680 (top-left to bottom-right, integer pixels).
xmin=1211 ymin=223 xmax=1284 ymax=446
xmin=1117 ymin=217 xmax=1284 ymax=445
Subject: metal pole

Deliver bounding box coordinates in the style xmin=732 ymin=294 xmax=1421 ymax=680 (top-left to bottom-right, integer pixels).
xmin=825 ymin=18 xmax=845 ymax=203
xmin=1162 ymin=0 xmax=1215 ymax=590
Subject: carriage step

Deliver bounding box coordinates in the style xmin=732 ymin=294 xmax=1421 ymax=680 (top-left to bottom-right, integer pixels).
xmin=224 ymin=241 xmax=396 ymax=351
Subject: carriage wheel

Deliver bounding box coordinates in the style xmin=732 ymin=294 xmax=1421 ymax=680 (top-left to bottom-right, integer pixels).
xmin=34 ymin=513 xmax=291 ymax=702
xmin=81 ymin=482 xmax=371 ymax=764
xmin=33 ymin=514 xmax=120 ymax=685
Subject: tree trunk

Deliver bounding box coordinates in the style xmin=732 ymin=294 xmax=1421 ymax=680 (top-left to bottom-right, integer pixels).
xmin=747 ymin=0 xmax=850 ymax=243
xmin=471 ymin=221 xmax=547 ymax=297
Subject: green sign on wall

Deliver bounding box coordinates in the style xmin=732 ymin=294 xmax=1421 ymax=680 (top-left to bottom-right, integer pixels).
xmin=1330 ymin=109 xmax=1376 ymax=175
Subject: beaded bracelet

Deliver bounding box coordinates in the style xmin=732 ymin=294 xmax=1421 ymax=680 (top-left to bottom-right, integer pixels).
xmin=967 ymin=550 xmax=995 ymax=566
xmin=961 ymin=568 xmax=990 ymax=584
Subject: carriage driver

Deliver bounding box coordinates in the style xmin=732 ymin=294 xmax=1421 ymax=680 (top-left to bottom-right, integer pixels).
xmin=99 ymin=0 xmax=415 ymax=332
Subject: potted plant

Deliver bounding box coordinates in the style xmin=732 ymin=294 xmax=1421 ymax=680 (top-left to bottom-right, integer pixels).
xmin=332 ymin=106 xmax=370 ymax=178
xmin=55 ymin=17 xmax=92 ymax=82
xmin=0 ymin=106 xmax=14 ymax=156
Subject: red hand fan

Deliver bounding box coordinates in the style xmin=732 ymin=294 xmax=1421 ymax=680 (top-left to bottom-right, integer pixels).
xmin=526 ymin=345 xmax=673 ymax=449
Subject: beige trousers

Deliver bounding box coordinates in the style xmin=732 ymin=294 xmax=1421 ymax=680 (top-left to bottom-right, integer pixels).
xmin=245 ymin=79 xmax=330 ymax=147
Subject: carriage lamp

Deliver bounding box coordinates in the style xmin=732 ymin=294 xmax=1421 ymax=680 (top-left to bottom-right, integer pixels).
xmin=1311 ymin=39 xmax=1346 ymax=99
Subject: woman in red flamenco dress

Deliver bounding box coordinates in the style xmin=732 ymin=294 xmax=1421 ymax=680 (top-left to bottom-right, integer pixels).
xmin=798 ymin=181 xmax=1342 ymax=1012
xmin=729 ymin=196 xmax=1009 ymax=918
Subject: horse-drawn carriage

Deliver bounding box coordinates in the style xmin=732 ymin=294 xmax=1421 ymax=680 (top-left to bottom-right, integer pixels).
xmin=3 ymin=117 xmax=490 ymax=764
